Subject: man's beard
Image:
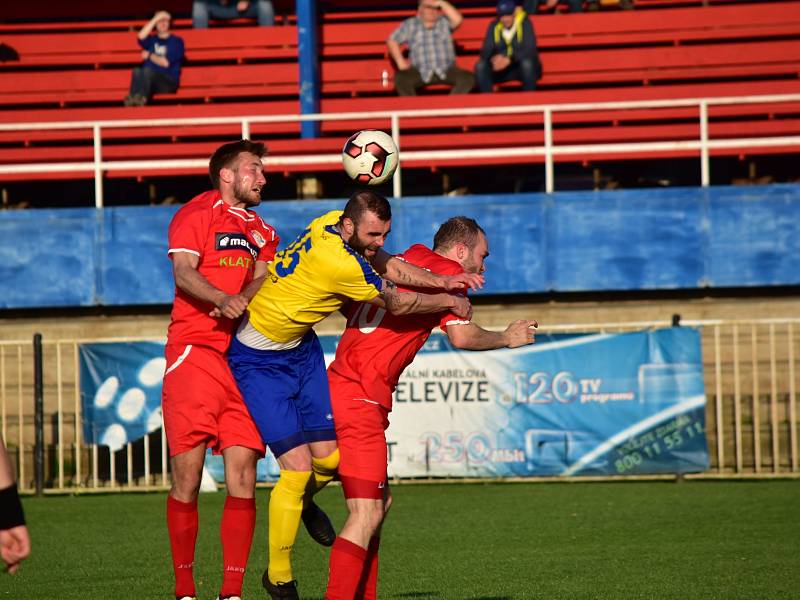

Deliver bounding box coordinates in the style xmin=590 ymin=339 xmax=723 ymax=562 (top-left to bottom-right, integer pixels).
xmin=233 ymin=178 xmax=260 ymax=206
xmin=461 ymin=257 xmax=479 ymax=274
xmin=346 ymin=232 xmax=374 ymax=258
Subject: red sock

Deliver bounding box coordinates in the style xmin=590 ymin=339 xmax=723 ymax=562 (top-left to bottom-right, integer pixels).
xmin=356 ymin=536 xmax=381 ymax=600
xmin=219 ymin=495 xmax=257 ymax=598
xmin=167 ymin=495 xmax=199 ymax=598
xmin=325 ymin=537 xmax=368 ymax=600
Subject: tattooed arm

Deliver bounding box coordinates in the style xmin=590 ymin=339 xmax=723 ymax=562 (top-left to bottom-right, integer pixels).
xmin=366 ymin=279 xmax=472 ymax=318
xmin=372 ymin=248 xmax=484 ymax=291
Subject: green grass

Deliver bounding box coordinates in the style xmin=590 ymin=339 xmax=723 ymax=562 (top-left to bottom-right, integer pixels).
xmin=3 ymin=480 xmax=799 ymax=599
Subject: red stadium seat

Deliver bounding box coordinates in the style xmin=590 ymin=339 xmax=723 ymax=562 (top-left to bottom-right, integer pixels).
xmin=1 ymin=2 xmax=800 ymax=180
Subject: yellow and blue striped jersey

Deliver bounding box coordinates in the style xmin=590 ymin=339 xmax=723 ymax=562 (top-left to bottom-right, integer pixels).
xmin=247 ymin=210 xmax=383 ymax=343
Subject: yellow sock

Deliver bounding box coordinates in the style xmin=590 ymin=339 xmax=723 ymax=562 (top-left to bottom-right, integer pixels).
xmin=268 ymin=469 xmax=312 ymax=585
xmin=305 ymin=448 xmax=340 ymax=505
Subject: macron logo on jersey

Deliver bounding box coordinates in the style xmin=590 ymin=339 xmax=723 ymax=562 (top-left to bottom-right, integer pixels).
xmin=216 ymin=232 xmax=258 ymax=260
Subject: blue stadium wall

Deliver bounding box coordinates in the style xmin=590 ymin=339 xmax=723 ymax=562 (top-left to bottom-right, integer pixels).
xmin=1 ymin=184 xmax=798 ymax=309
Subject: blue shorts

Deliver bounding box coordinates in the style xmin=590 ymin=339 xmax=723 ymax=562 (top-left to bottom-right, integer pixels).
xmin=228 ymin=331 xmax=336 ymax=458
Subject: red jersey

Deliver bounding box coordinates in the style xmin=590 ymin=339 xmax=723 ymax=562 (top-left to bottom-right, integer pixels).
xmin=328 ymin=244 xmax=468 ymax=411
xmin=166 ymin=190 xmax=279 ymax=353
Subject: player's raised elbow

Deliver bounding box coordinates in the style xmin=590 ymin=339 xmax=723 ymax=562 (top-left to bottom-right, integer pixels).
xmin=448 ymin=335 xmax=472 ymax=350
xmin=446 ymin=326 xmax=474 ymax=350
xmin=446 ymin=323 xmax=498 ymax=351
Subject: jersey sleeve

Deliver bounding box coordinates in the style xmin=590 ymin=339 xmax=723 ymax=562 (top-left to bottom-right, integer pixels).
xmin=167 ymin=205 xmax=207 ymax=259
xmin=334 ymin=252 xmax=382 ymax=302
xmin=255 ymin=219 xmax=280 ymax=263
xmin=436 ymin=264 xmax=470 ymax=331
xmin=438 ymin=291 xmax=470 ymax=331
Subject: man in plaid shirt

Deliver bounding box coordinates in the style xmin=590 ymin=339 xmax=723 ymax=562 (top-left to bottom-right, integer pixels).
xmin=387 ymin=0 xmax=474 ymax=96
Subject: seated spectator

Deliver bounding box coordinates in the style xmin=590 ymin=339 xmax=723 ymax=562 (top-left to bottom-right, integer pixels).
xmin=530 ymin=0 xmax=583 ymax=12
xmin=387 ymin=0 xmax=474 ymax=96
xmin=192 ymin=0 xmax=275 ymax=28
xmin=123 ymin=11 xmax=184 ymax=107
xmin=475 ymin=0 xmax=540 ymax=93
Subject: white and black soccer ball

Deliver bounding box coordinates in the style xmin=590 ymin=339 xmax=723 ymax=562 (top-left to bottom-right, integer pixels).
xmin=342 ymin=129 xmax=399 ymax=186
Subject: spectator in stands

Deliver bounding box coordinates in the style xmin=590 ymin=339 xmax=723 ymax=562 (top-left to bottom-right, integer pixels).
xmin=387 ymin=0 xmax=474 ymax=96
xmin=475 ymin=0 xmax=540 ymax=93
xmin=192 ymin=0 xmax=275 ymax=28
xmin=123 ymin=11 xmax=185 ymax=107
xmin=530 ymin=0 xmax=582 ymax=12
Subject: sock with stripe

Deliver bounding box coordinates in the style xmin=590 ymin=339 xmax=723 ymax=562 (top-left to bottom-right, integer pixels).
xmin=166 ymin=495 xmax=199 ymax=599
xmin=267 ymin=469 xmax=312 ymax=585
xmin=219 ymin=495 xmax=256 ymax=598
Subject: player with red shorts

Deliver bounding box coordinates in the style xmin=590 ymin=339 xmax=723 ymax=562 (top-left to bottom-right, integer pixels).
xmin=324 ymin=217 xmax=539 ymax=600
xmin=162 ymin=139 xmax=278 ymax=600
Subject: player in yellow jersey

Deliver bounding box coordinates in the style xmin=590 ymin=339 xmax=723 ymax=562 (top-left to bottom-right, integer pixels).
xmin=227 ymin=190 xmax=482 ymax=599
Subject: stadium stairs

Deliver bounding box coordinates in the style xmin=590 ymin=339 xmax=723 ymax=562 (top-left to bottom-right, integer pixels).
xmin=1 ymin=1 xmax=799 ymax=182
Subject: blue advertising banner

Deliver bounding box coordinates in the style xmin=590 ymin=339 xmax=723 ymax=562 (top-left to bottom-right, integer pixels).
xmin=78 ymin=341 xmax=280 ymax=481
xmin=79 ymin=342 xmax=166 ymax=451
xmin=78 ymin=327 xmax=709 ymax=481
xmin=383 ymin=328 xmax=709 ymax=477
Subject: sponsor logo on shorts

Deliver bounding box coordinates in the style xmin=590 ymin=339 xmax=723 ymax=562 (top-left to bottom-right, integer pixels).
xmin=215 ymin=232 xmax=258 ymax=260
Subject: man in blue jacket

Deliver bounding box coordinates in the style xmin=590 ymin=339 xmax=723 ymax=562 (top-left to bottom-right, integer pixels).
xmin=474 ymin=0 xmax=540 ymax=93
xmin=124 ymin=11 xmax=185 ymax=106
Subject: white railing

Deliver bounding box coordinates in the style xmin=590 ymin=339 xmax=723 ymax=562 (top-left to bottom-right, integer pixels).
xmin=1 ymin=317 xmax=799 ymax=493
xmin=2 ymin=93 xmax=800 ymax=206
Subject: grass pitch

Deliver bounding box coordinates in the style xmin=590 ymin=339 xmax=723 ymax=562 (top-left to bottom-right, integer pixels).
xmin=3 ymin=480 xmax=798 ymax=599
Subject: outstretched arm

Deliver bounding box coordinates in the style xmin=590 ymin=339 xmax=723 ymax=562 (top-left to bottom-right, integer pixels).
xmin=447 ymin=319 xmax=538 ymax=350
xmin=372 ymin=249 xmax=484 ymax=291
xmin=366 ymin=280 xmax=472 ymax=318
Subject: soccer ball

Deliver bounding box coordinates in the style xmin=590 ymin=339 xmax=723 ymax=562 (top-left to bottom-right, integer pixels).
xmin=342 ymin=130 xmax=399 ymax=186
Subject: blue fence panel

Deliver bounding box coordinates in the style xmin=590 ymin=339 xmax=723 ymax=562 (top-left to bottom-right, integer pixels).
xmin=383 ymin=194 xmax=549 ymax=294
xmin=549 ymin=189 xmax=708 ymax=291
xmin=708 ymin=184 xmax=800 ymax=287
xmin=1 ymin=184 xmax=799 ymax=309
xmin=0 ymin=208 xmax=98 ymax=308
xmin=99 ymin=206 xmax=180 ymax=305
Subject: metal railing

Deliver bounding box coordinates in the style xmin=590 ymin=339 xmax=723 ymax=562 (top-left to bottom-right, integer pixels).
xmin=1 ymin=93 xmax=800 ymax=206
xmin=2 ymin=317 xmax=798 ymax=493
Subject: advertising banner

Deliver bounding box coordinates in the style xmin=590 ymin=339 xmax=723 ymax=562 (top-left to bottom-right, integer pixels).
xmin=78 ymin=341 xmax=281 ymax=481
xmin=376 ymin=328 xmax=709 ymax=478
xmin=79 ymin=327 xmax=708 ymax=481
xmin=79 ymin=341 xmax=166 ymax=452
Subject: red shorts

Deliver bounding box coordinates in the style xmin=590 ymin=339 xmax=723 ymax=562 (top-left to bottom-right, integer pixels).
xmin=162 ymin=343 xmax=264 ymax=458
xmin=329 ymin=371 xmax=390 ymax=500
